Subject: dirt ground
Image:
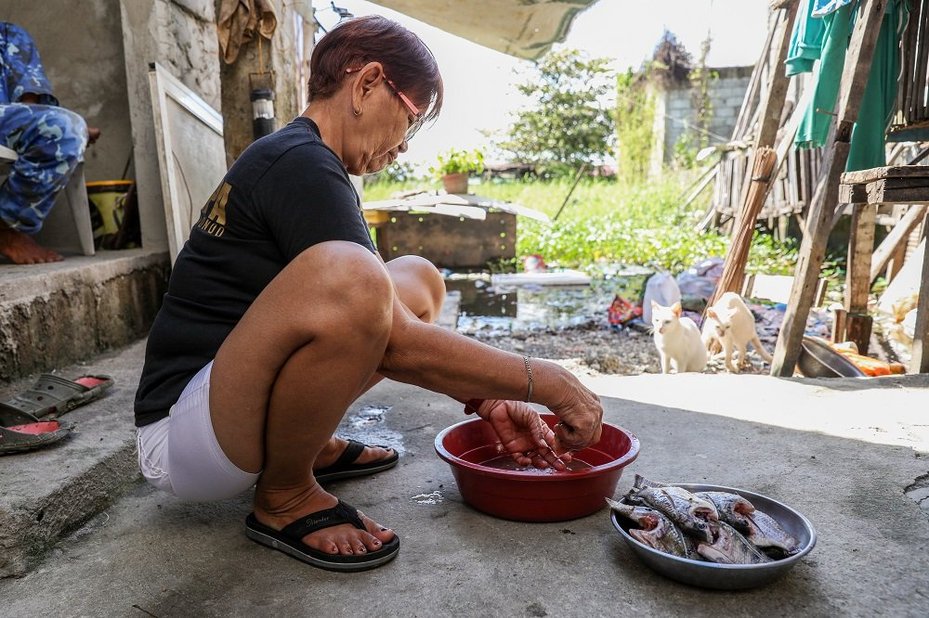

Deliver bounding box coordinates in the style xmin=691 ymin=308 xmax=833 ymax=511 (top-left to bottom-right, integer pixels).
xmin=465 ymin=323 xmax=774 ymax=377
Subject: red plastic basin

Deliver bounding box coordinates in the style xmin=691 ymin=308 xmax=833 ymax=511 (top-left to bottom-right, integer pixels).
xmin=435 ymin=414 xmax=639 ymax=522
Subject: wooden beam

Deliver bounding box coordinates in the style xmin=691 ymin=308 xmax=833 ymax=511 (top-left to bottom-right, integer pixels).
xmin=841 ymin=165 xmax=929 ymax=183
xmin=869 ymin=204 xmax=928 ymax=282
xmin=731 ymin=4 xmax=799 ymax=236
xmin=912 ymin=224 xmax=929 ymax=372
xmin=844 ymin=203 xmax=877 ymax=353
xmin=866 ymin=183 xmax=929 ymax=204
xmin=771 ymin=0 xmax=887 ymax=377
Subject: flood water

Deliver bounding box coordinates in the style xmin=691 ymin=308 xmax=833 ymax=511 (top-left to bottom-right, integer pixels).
xmin=445 ymin=267 xmax=652 ymax=335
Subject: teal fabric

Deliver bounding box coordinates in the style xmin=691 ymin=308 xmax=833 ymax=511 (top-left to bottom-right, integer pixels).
xmin=812 ymin=0 xmax=854 ymax=17
xmin=786 ymin=0 xmax=825 ymax=76
xmin=789 ymin=0 xmax=907 ymax=172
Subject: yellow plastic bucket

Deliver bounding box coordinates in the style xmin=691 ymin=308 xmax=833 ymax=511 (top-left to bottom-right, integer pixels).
xmin=86 ymin=180 xmax=134 ymax=248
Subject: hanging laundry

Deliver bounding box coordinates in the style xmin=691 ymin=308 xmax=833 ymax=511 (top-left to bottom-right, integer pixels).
xmin=217 ymin=0 xmax=278 ymax=65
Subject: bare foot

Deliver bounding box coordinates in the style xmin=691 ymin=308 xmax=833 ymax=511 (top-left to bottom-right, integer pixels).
xmin=254 ymin=483 xmax=395 ymax=555
xmin=0 ymin=226 xmax=63 ymax=264
xmin=313 ymin=436 xmax=394 ymax=470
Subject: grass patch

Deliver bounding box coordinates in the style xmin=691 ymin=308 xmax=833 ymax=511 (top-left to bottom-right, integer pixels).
xmin=364 ymin=172 xmax=800 ymax=276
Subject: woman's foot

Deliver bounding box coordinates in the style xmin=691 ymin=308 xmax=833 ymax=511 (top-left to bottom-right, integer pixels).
xmin=313 ymin=436 xmax=394 ymax=470
xmin=0 ymin=226 xmax=63 ymax=264
xmin=253 ymin=483 xmax=395 ymax=555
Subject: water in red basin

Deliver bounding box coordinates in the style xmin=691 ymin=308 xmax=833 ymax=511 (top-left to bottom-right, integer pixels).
xmin=435 ymin=414 xmax=640 ymax=522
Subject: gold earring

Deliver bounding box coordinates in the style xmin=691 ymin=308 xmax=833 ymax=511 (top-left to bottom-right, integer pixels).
xmin=353 ymin=108 xmax=361 ymax=116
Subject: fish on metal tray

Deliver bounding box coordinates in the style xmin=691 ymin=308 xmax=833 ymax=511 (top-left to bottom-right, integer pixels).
xmin=697 ymin=521 xmax=773 ymax=565
xmin=606 ymin=498 xmax=697 ymax=559
xmin=694 ymin=491 xmax=755 ymax=534
xmin=627 ymin=485 xmax=719 ymax=543
xmin=745 ymin=509 xmax=801 ymax=555
xmin=694 ymin=490 xmax=799 ymax=554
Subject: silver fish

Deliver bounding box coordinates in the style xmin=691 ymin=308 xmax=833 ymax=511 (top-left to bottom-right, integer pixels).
xmin=606 ymin=498 xmax=696 ymax=559
xmin=694 ymin=491 xmax=755 ymax=534
xmin=629 ymin=485 xmax=719 ymax=543
xmin=745 ymin=509 xmax=801 ymax=555
xmin=695 ymin=491 xmax=800 ymax=554
xmin=697 ymin=521 xmax=773 ymax=565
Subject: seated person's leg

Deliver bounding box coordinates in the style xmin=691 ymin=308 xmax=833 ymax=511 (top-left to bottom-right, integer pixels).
xmin=0 ymin=103 xmax=87 ymax=264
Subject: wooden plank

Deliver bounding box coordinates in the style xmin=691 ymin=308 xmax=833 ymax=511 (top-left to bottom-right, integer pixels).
xmin=865 ymin=183 xmax=929 ymax=204
xmin=841 ymin=165 xmax=929 ymax=184
xmin=733 ymin=10 xmax=779 ymax=141
xmin=772 ymin=0 xmax=886 ymax=377
xmin=839 ymin=183 xmax=867 ymax=203
xmin=844 ymin=203 xmax=877 ymax=353
xmin=870 ymin=204 xmax=928 ymax=281
xmin=911 ymin=220 xmax=929 ymax=373
xmin=756 ymin=3 xmax=799 ymax=147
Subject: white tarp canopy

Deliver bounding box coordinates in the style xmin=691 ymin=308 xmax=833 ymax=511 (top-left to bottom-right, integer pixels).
xmin=367 ymin=0 xmax=597 ymax=60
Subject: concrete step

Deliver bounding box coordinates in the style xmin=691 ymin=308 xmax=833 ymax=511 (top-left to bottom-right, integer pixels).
xmin=0 ymin=339 xmax=146 ymax=578
xmin=0 ymin=249 xmax=169 ymax=382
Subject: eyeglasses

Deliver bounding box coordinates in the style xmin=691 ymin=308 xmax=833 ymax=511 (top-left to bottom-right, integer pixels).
xmin=346 ymin=66 xmax=425 ymax=141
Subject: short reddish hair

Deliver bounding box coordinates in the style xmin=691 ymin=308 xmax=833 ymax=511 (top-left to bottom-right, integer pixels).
xmin=309 ymin=15 xmax=443 ymax=124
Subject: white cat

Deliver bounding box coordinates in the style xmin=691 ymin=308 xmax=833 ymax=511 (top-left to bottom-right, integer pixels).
xmin=702 ymin=292 xmax=773 ymax=373
xmin=651 ymin=300 xmax=707 ymax=374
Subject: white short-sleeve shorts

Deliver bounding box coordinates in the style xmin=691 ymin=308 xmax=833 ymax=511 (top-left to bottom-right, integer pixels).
xmin=136 ymin=361 xmax=260 ymax=501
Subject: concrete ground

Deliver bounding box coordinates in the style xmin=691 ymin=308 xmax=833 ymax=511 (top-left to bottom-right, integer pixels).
xmin=2 ymin=341 xmax=929 ymax=616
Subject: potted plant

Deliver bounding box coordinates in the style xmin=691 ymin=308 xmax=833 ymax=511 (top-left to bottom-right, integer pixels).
xmin=430 ymin=148 xmax=485 ymax=194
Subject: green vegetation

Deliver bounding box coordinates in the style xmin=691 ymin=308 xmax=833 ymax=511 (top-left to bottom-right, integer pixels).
xmin=429 ymin=148 xmax=485 ymax=177
xmin=494 ymin=49 xmax=615 ymax=178
xmin=363 ymin=173 xmax=800 ymax=276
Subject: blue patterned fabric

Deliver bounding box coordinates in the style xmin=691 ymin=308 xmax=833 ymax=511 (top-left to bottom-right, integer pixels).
xmin=0 ymin=22 xmax=85 ymax=233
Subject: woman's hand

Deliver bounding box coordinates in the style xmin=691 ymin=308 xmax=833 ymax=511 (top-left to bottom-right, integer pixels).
xmin=474 ymin=400 xmax=571 ymax=470
xmin=546 ymin=380 xmax=603 ymax=453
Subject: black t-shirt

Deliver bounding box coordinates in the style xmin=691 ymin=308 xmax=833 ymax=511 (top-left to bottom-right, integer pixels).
xmin=134 ymin=117 xmax=376 ymax=427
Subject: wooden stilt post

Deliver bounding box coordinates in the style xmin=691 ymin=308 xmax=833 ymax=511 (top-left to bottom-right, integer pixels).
xmin=771 ymin=0 xmax=887 ymax=376
xmin=912 ymin=213 xmax=929 ymax=373
xmin=843 ymin=203 xmax=877 ymax=353
xmin=711 ymin=1 xmax=799 ymax=305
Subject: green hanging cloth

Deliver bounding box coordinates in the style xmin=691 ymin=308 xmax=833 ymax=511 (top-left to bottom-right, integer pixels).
xmin=789 ymin=0 xmax=907 ymax=172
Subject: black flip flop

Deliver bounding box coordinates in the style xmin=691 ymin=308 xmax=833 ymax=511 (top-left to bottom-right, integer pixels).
xmin=314 ymin=439 xmax=399 ymax=483
xmin=0 ymin=403 xmax=72 ymax=455
xmin=245 ymin=500 xmax=400 ymax=572
xmin=3 ymin=374 xmax=114 ymax=419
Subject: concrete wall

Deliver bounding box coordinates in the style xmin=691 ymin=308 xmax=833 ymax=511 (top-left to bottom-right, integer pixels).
xmin=120 ymin=0 xmax=221 ymax=253
xmin=0 ymin=251 xmax=169 ymax=382
xmin=216 ymin=0 xmax=312 ymax=164
xmin=652 ymin=65 xmax=753 ymax=169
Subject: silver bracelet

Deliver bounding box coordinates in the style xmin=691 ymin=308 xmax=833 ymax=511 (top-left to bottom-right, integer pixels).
xmin=524 ymin=355 xmax=533 ymax=402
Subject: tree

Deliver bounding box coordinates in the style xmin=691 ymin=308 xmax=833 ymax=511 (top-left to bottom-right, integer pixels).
xmin=495 ymin=49 xmax=615 ymax=177
xmin=615 ymin=69 xmax=654 ymax=182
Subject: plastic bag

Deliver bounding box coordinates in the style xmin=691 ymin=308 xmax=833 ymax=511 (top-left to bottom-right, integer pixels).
xmin=642 ymin=272 xmax=682 ymax=324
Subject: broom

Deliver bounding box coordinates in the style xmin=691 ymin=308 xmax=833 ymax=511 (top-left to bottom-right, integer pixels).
xmin=710 ymin=146 xmax=778 ymax=307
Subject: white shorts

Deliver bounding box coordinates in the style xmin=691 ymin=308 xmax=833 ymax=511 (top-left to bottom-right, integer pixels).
xmin=136 ymin=361 xmax=260 ymax=501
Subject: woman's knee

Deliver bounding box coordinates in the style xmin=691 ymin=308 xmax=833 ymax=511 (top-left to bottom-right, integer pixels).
xmin=291 ymin=241 xmax=394 ymax=332
xmin=386 ymin=255 xmax=445 ymax=322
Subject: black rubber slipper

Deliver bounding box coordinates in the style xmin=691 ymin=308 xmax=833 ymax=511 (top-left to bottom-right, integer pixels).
xmin=3 ymin=374 xmax=114 ymax=419
xmin=314 ymin=439 xmax=399 ymax=483
xmin=245 ymin=500 xmax=400 ymax=572
xmin=0 ymin=403 xmax=72 ymax=455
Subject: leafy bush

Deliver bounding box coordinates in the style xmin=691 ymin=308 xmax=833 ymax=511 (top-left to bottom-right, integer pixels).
xmin=429 ymin=148 xmax=485 ymax=177
xmin=364 ymin=172 xmax=800 ymax=276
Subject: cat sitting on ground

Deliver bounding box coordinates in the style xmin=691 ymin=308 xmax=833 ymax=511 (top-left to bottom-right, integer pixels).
xmin=651 ymin=300 xmax=707 ymax=374
xmin=701 ymin=292 xmax=773 ymax=373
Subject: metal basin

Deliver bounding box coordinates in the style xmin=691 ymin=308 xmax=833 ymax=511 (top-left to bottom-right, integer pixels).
xmin=610 ymin=483 xmax=817 ymax=590
xmin=797 ymin=336 xmax=865 ymax=378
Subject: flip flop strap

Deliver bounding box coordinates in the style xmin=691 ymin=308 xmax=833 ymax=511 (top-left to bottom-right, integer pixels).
xmin=332 ymin=439 xmax=366 ymax=468
xmin=279 ymin=500 xmax=365 ymax=539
